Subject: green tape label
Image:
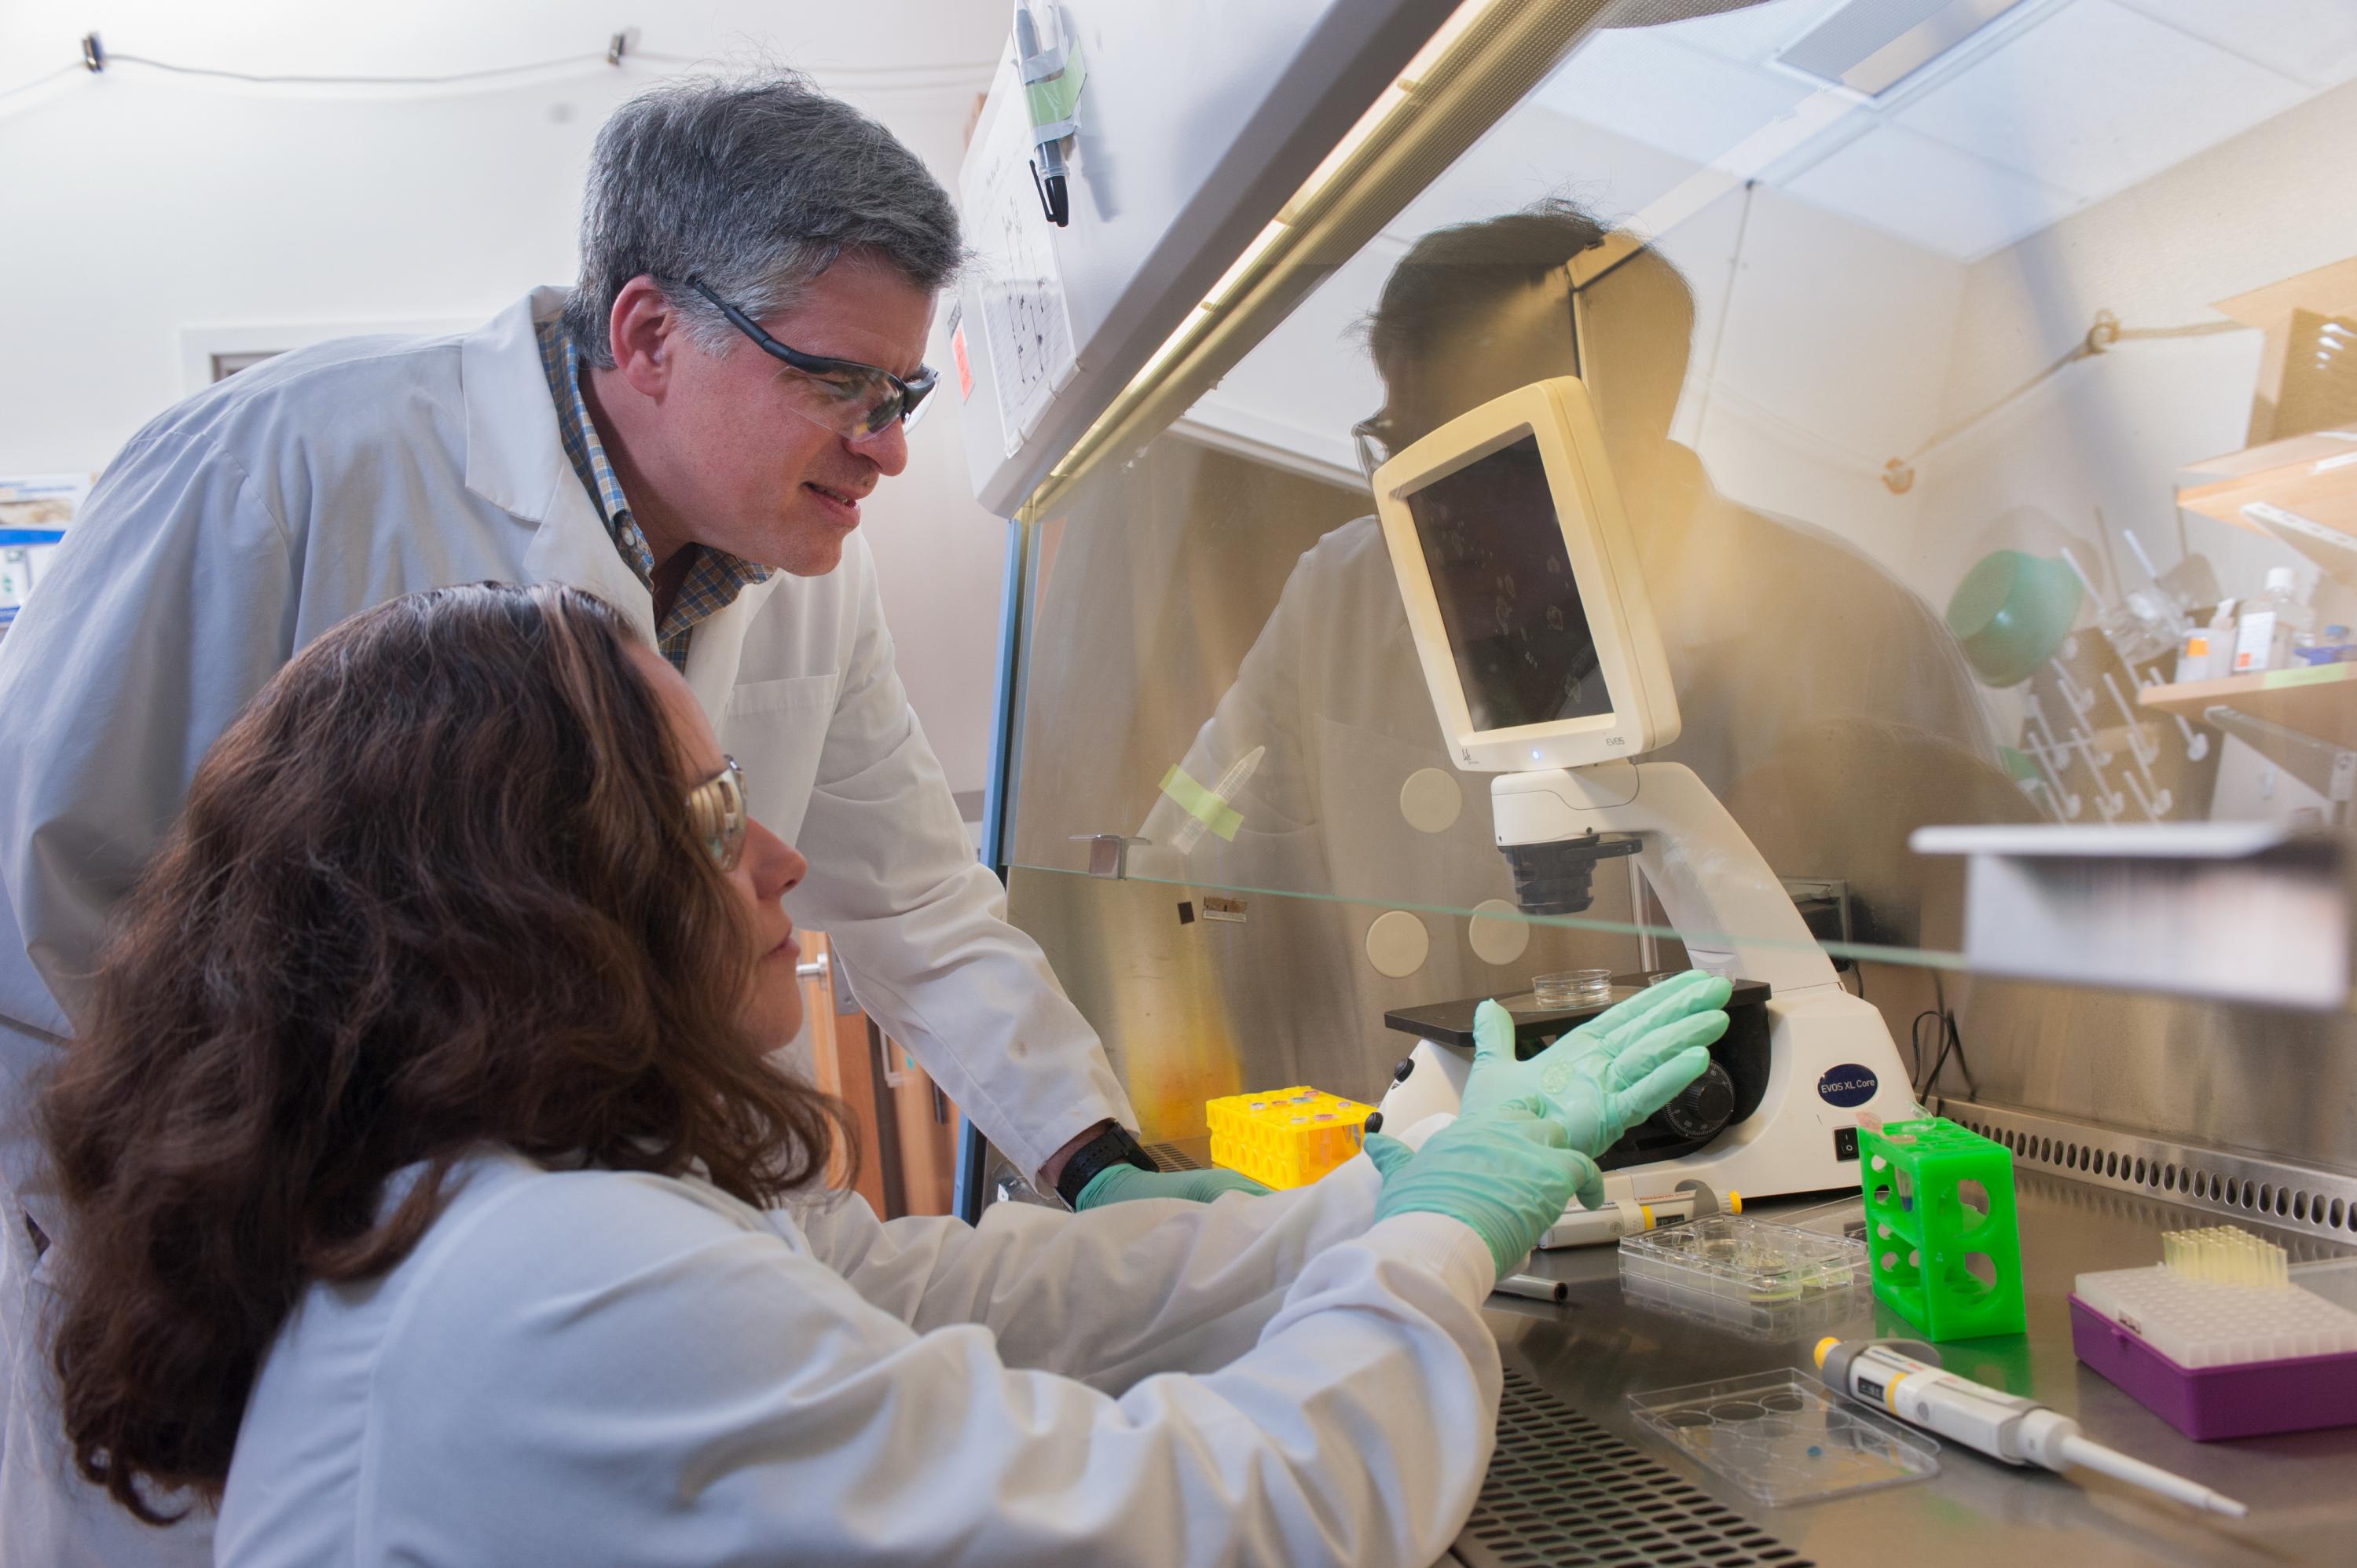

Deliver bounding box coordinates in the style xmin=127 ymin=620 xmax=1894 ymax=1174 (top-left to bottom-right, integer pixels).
xmin=1023 ymin=34 xmax=1087 ymax=134
xmin=1160 ymin=764 xmax=1244 ymax=841
xmin=2262 ymin=662 xmax=2351 ymax=690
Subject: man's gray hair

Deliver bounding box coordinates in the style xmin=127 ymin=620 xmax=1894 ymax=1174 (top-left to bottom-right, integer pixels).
xmin=563 ymin=75 xmax=962 ymax=367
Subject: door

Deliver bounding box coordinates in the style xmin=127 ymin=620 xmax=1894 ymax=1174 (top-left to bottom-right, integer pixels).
xmin=796 ymin=932 xmax=960 ymax=1218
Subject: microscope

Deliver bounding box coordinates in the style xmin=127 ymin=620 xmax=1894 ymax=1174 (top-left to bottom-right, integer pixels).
xmin=1366 ymin=377 xmax=1916 ymax=1210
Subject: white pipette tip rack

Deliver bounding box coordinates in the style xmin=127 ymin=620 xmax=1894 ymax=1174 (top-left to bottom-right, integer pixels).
xmin=2074 ymin=1266 xmax=2357 ymax=1368
xmin=2072 ymin=1223 xmax=2357 ymax=1440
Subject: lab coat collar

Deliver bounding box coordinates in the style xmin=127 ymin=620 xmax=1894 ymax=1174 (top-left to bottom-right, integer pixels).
xmin=460 ymin=286 xmax=785 ymax=713
xmin=462 ymin=287 xmax=661 ymax=648
xmin=461 ymin=287 xmax=574 ymax=526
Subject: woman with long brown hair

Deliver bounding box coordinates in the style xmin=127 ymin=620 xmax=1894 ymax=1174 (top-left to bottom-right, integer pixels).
xmin=38 ymin=582 xmax=1720 ymax=1566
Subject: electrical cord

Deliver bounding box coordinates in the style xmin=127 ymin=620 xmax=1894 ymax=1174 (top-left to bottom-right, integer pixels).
xmin=101 ymin=50 xmax=615 ymax=87
xmin=1897 ymin=313 xmax=2244 ymax=468
xmin=96 ymin=51 xmax=993 ymax=86
xmin=1910 ymin=972 xmax=1978 ymax=1101
xmin=0 ymin=64 xmax=79 ymax=104
xmin=14 ymin=34 xmax=995 ymax=99
xmin=1936 ymin=973 xmax=1978 ymax=1095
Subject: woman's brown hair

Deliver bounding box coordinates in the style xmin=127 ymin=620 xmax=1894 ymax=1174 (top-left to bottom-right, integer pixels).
xmin=42 ymin=581 xmax=844 ymax=1519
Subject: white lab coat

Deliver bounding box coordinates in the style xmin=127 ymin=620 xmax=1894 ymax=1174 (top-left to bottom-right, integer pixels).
xmin=211 ymin=1149 xmax=1499 ymax=1568
xmin=0 ymin=288 xmax=1130 ymax=1566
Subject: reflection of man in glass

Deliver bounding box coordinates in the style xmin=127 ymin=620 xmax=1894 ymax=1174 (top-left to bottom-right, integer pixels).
xmin=1137 ymin=201 xmax=2003 ymax=1080
xmin=1355 ymin=201 xmax=1995 ymax=797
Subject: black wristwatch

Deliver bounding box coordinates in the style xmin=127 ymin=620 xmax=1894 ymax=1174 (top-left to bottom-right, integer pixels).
xmin=1053 ymin=1123 xmax=1159 ymax=1209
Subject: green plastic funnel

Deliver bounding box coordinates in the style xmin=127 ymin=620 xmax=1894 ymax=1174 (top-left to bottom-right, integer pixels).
xmin=1945 ymin=551 xmax=2083 ymax=688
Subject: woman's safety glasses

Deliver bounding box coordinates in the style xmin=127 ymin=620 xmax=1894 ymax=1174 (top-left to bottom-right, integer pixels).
xmin=687 ymin=277 xmax=939 ymax=440
xmin=686 ymin=755 xmax=749 ymax=874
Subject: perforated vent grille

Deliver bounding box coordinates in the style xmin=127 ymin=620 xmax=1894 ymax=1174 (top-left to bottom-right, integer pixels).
xmin=1144 ymin=1140 xmax=1206 ymax=1172
xmin=1454 ymin=1370 xmax=1809 ymax=1568
xmin=1942 ymin=1100 xmax=2357 ymax=1248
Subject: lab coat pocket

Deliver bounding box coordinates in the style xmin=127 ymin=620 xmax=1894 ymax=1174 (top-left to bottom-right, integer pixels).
xmin=720 ymin=674 xmax=841 ymax=847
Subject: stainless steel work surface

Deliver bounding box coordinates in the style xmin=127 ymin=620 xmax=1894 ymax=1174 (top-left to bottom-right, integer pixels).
xmin=1476 ymin=1171 xmax=2357 ymax=1567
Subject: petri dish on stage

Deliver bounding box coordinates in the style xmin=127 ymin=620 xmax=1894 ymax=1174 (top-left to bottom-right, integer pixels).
xmin=1531 ymin=969 xmax=1613 ymax=1009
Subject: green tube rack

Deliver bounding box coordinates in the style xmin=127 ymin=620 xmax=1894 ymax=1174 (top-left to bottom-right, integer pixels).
xmin=1859 ymin=1117 xmax=2025 ymax=1341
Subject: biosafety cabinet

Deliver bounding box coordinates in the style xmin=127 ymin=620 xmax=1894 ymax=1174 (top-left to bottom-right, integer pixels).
xmin=952 ymin=0 xmax=2357 ymax=1244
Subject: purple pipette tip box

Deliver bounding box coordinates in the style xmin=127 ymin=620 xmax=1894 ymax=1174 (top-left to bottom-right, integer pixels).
xmin=2069 ymin=1294 xmax=2357 ymax=1441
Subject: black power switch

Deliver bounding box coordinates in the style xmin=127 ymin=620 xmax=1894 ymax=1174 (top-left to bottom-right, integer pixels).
xmin=1834 ymin=1126 xmax=1860 ymax=1162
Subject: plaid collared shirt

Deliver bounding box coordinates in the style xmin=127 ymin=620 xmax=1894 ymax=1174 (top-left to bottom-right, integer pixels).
xmin=534 ymin=318 xmax=772 ymax=670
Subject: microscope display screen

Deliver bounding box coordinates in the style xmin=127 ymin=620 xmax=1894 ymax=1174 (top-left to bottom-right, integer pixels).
xmin=1404 ymin=434 xmax=1608 ymax=733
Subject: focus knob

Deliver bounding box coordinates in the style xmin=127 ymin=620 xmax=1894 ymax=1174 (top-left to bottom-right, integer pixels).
xmin=1656 ymin=1060 xmax=1736 ymax=1141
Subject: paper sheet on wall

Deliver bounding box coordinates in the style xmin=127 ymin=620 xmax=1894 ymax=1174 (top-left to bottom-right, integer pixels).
xmin=959 ymin=48 xmax=1079 ymax=458
xmin=0 ymin=473 xmax=89 ymax=635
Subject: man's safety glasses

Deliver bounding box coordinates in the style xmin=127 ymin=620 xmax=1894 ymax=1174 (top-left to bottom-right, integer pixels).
xmin=686 ymin=755 xmax=749 ymax=874
xmin=687 ymin=277 xmax=939 ymax=440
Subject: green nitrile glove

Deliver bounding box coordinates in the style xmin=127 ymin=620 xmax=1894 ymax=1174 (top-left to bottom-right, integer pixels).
xmin=1074 ymin=1164 xmax=1273 ymax=1207
xmin=1363 ymin=1132 xmax=1416 ymax=1181
xmin=1370 ymin=1098 xmax=1600 ymax=1277
xmin=1464 ymin=970 xmax=1732 ymax=1204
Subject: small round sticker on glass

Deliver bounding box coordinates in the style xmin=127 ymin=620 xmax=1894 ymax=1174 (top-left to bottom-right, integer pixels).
xmin=1816 ymin=1064 xmax=1879 ymax=1108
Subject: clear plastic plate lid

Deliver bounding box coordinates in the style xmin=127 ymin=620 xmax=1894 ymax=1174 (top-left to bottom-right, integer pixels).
xmin=1619 ymin=1214 xmax=1868 ymax=1305
xmin=1628 ymin=1369 xmax=1940 ymax=1507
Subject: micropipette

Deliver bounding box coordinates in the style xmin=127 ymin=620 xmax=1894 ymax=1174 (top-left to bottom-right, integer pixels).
xmin=1815 ymin=1337 xmax=2248 ymax=1518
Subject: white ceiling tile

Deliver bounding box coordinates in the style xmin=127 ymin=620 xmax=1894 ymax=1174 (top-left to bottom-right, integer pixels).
xmin=1535 ymin=30 xmax=1815 ymax=167
xmin=1895 ymin=0 xmax=2308 ymax=200
xmin=1785 ymin=123 xmax=2084 ymax=258
xmin=1384 ymin=106 xmax=1705 ymax=242
xmin=2115 ymin=0 xmax=2357 ymax=89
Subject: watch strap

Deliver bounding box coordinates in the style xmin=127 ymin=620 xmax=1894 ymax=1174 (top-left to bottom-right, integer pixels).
xmin=1053 ymin=1123 xmax=1158 ymax=1208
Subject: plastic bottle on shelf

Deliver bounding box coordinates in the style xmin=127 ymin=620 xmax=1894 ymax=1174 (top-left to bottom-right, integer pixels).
xmin=2175 ymin=622 xmax=2215 ymax=683
xmin=2176 ymin=600 xmax=2236 ymax=682
xmin=2232 ymin=569 xmax=2313 ymax=675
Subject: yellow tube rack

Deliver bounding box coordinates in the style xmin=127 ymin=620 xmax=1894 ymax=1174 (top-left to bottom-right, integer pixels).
xmin=1206 ymin=1086 xmax=1376 ymax=1189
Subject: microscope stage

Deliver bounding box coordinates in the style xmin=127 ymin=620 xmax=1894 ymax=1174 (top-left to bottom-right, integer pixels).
xmin=1384 ymin=976 xmax=1772 ymax=1051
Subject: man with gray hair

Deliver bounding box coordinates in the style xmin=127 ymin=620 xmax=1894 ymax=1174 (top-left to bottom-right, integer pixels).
xmin=0 ymin=75 xmax=1244 ymax=1566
